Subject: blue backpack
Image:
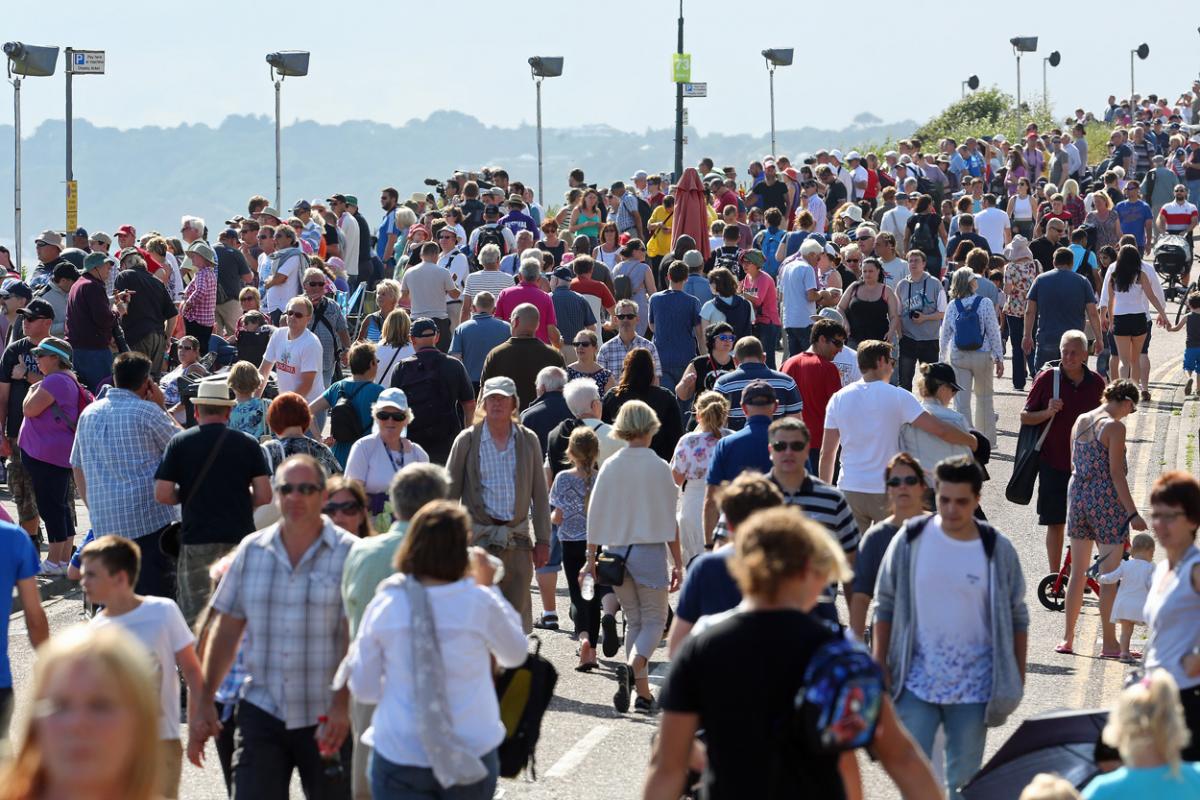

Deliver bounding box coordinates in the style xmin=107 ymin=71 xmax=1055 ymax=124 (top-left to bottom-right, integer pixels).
xmin=793 ymin=631 xmax=885 ymax=752
xmin=953 ymin=296 xmax=985 ymax=351
xmin=759 ymin=228 xmax=786 ymax=278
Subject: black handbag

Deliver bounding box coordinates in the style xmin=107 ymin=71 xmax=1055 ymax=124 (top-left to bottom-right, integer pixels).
xmin=1005 ymin=367 xmax=1059 ymax=505
xmin=595 ymin=545 xmax=633 ymax=587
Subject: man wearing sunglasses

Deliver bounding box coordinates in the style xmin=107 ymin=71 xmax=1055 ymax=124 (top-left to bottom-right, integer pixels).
xmin=258 ymin=297 xmax=325 ymax=403
xmin=195 ymin=454 xmax=357 ymax=796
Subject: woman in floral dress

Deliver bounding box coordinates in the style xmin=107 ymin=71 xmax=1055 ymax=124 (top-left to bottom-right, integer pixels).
xmin=669 ymin=391 xmax=731 ymax=568
xmin=1002 ymin=236 xmax=1040 ymax=391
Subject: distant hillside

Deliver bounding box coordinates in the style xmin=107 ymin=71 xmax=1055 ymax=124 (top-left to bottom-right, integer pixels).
xmin=0 ymin=111 xmax=915 ymax=259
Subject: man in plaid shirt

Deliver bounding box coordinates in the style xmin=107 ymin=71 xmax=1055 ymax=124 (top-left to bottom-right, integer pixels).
xmin=193 ymin=454 xmax=356 ymax=797
xmin=597 ymin=299 xmax=661 ymax=379
xmin=181 ymin=240 xmax=218 ymax=355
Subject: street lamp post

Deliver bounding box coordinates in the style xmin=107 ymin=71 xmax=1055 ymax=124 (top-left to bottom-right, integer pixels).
xmin=761 ymin=49 xmax=793 ymax=160
xmin=674 ymin=0 xmax=684 ymax=180
xmin=265 ymin=51 xmax=309 ymax=213
xmin=962 ymin=74 xmax=979 ymax=98
xmin=528 ymin=57 xmax=563 ymax=206
xmin=1010 ymin=36 xmax=1038 ymax=129
xmin=1130 ymin=43 xmax=1149 ymax=100
xmin=3 ymin=42 xmax=58 ymax=273
xmin=1043 ymin=51 xmax=1060 ymax=109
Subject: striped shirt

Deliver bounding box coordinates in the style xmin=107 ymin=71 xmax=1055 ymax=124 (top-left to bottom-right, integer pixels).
xmin=463 ymin=269 xmax=516 ymax=304
xmin=210 ymin=520 xmax=356 ymax=729
xmin=1158 ymin=200 xmax=1199 ymax=233
xmin=598 ymin=333 xmax=661 ymax=378
xmin=771 ymin=474 xmax=860 ymax=552
xmin=712 ymin=362 xmax=803 ymax=429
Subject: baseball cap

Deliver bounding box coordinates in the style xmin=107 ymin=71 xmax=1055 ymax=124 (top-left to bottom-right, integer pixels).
xmin=293 ymin=199 xmax=312 ymax=212
xmin=552 ymin=266 xmax=573 ymax=281
xmin=35 ymin=230 xmax=63 ymax=249
xmin=682 ymin=250 xmax=704 ymax=269
xmin=16 ymin=298 xmax=54 ymax=321
xmin=220 ymin=227 xmax=240 ymax=241
xmin=846 ymin=151 xmax=862 ymax=161
xmin=326 ymin=193 xmax=347 ymax=204
xmin=374 ymin=388 xmax=410 ymax=412
xmin=225 ymin=215 xmax=247 ymax=226
xmin=924 ymin=362 xmax=963 ymax=392
xmin=783 ymin=167 xmax=799 ymax=180
xmin=114 ymin=224 xmax=136 ymax=238
xmin=0 ymin=281 xmax=32 ymax=301
xmin=741 ymin=380 xmax=777 ymax=406
xmin=89 ymin=231 xmax=112 ymax=247
xmin=343 ymin=196 xmax=359 ymax=207
xmin=811 ymin=307 xmax=847 ymax=326
xmin=84 ymin=252 xmax=111 ymax=272
xmin=410 ymin=318 xmax=439 ymax=338
xmin=31 ymin=337 xmax=73 ymax=367
xmin=483 ymin=204 xmax=502 ymax=216
xmin=481 ymin=376 xmax=518 ymax=400
xmin=73 ymin=227 xmax=88 ymax=239
xmin=895 ymin=192 xmax=910 ymax=201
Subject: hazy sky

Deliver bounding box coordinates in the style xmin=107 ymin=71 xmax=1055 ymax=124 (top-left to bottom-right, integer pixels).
xmin=4 ymin=1 xmax=1200 ymax=135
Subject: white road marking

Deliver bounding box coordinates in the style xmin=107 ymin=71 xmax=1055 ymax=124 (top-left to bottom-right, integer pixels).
xmin=543 ymin=724 xmax=613 ymax=779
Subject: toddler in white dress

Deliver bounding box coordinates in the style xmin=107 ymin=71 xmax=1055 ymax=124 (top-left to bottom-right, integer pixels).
xmin=1097 ymin=532 xmax=1156 ymax=663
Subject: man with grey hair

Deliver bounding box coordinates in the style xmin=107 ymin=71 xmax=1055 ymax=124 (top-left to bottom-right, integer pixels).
xmin=778 ymin=238 xmax=822 ymax=354
xmin=339 ymin=461 xmax=449 ymax=799
xmin=461 ymin=243 xmax=513 ymax=322
xmin=495 ymin=257 xmax=560 ymax=347
xmin=544 ymin=377 xmax=624 ymax=483
xmin=179 ymin=215 xmax=207 ymax=275
xmin=520 ymin=366 xmax=571 ymax=453
xmin=480 ymin=303 xmax=565 ymax=410
xmin=400 ymin=241 xmax=461 ymax=351
xmin=449 ymin=290 xmax=511 ymax=392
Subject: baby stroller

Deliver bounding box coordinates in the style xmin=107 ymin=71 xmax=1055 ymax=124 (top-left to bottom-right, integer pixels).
xmin=1152 ymin=234 xmax=1193 ymax=318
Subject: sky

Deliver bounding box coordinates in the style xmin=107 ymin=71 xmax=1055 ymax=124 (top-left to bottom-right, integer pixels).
xmin=4 ymin=1 xmax=1200 ymax=138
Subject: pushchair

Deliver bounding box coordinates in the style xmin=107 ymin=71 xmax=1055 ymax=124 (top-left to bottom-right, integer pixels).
xmin=1152 ymin=234 xmax=1194 ymax=320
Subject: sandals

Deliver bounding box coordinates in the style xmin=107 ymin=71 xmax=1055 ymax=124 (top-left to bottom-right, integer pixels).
xmin=1055 ymin=642 xmax=1075 ymax=655
xmin=575 ymin=660 xmax=599 ymax=673
xmin=533 ymin=612 xmax=559 ymax=631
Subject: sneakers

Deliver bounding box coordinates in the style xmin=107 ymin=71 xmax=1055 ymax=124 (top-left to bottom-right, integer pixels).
xmin=533 ymin=611 xmax=559 ymax=631
xmin=39 ymin=559 xmax=66 ymax=576
xmin=613 ymin=664 xmax=631 ymax=713
xmin=601 ymin=613 xmax=621 ymax=658
xmin=634 ymin=694 xmax=657 ymax=715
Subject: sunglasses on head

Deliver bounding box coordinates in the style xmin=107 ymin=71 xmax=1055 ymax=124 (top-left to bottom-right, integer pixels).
xmin=615 ymin=313 xmax=637 ymax=320
xmin=323 ymin=500 xmax=362 ymax=515
xmin=275 ymin=482 xmax=321 ymax=496
xmin=771 ymin=440 xmax=809 ymax=452
xmin=886 ymin=475 xmax=922 ymax=487
xmin=375 ymin=410 xmax=407 ymax=422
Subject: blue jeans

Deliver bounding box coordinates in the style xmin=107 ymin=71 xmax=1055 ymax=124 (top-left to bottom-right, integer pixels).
xmin=73 ymin=347 xmax=113 ymax=393
xmin=754 ymin=322 xmax=781 ymax=370
xmin=785 ymin=325 xmax=811 ymax=358
xmin=895 ymin=692 xmax=988 ymax=798
xmin=1004 ymin=315 xmax=1036 ymax=391
xmin=369 ymin=748 xmax=498 ymax=800
xmin=535 ymin=527 xmax=563 ymax=576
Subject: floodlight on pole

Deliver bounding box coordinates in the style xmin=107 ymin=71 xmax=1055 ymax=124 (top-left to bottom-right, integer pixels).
xmin=1130 ymin=43 xmax=1149 ymax=100
xmin=265 ymin=51 xmax=309 ymax=212
xmin=528 ymin=57 xmax=563 ymax=208
xmin=1009 ymin=36 xmax=1038 ymax=128
xmin=962 ymin=74 xmax=980 ymax=98
xmin=1043 ymin=51 xmax=1060 ymax=108
xmin=761 ymin=48 xmax=793 ymax=160
xmin=4 ymin=41 xmax=59 ymax=273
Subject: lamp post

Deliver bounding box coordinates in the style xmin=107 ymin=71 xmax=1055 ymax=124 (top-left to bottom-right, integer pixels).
xmin=1130 ymin=43 xmax=1149 ymax=100
xmin=3 ymin=42 xmax=58 ymax=273
xmin=761 ymin=49 xmax=793 ymax=160
xmin=1043 ymin=51 xmax=1060 ymax=109
xmin=674 ymin=0 xmax=684 ymax=180
xmin=962 ymin=74 xmax=979 ymax=98
xmin=265 ymin=51 xmax=309 ymax=212
xmin=528 ymin=57 xmax=563 ymax=207
xmin=1010 ymin=36 xmax=1038 ymax=129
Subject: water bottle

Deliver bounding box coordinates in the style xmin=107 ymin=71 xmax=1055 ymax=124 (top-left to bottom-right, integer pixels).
xmin=581 ymin=572 xmax=595 ymax=601
xmin=316 ymin=716 xmax=343 ymax=780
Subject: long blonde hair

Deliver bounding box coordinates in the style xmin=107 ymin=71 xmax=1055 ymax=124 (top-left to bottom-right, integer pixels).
xmin=0 ymin=625 xmax=162 ymax=800
xmin=1102 ymin=669 xmax=1192 ymax=775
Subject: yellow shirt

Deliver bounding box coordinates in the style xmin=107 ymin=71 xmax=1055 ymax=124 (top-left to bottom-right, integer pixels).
xmin=647 ymin=205 xmax=674 ymax=258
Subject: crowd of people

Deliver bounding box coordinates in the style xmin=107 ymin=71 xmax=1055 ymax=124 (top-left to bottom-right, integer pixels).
xmin=0 ymin=83 xmax=1200 ymax=800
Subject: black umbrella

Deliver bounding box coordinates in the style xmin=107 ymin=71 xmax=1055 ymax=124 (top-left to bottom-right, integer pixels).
xmin=961 ymin=708 xmax=1108 ymax=799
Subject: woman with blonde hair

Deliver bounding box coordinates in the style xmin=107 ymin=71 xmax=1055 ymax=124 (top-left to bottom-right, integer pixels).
xmin=1020 ymin=773 xmax=1081 ymax=800
xmin=550 ymin=425 xmax=603 ymax=671
xmin=0 ymin=625 xmax=162 ymax=800
xmin=373 ymin=308 xmax=414 ymax=386
xmin=584 ymin=400 xmax=683 ymax=714
xmin=357 ymin=278 xmax=402 ymax=342
xmin=669 ymin=391 xmax=731 ymax=567
xmin=1082 ymin=670 xmax=1200 ymax=797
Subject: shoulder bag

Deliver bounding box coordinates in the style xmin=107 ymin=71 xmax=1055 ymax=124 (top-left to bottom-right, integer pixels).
xmin=160 ymin=426 xmax=232 ymax=559
xmin=1005 ymin=368 xmax=1060 ymax=505
xmin=595 ymin=545 xmax=634 ymax=587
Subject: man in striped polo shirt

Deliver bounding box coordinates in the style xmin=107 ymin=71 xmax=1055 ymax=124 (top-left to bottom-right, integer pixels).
xmin=711 ymin=336 xmax=803 ymax=430
xmin=1157 ymin=183 xmax=1199 ymax=284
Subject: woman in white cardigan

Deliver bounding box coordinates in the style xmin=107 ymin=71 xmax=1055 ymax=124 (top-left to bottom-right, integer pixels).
xmin=583 ymin=400 xmax=683 ymax=715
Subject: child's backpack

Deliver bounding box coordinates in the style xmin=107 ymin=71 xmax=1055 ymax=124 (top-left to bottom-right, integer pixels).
xmin=792 ymin=631 xmax=885 ymax=753
xmin=953 ymin=296 xmax=985 ymax=351
xmin=495 ymin=637 xmax=558 ymax=778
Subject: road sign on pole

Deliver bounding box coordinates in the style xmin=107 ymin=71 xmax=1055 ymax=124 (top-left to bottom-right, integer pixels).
xmin=672 ymin=53 xmax=691 ymax=83
xmin=67 ymin=50 xmax=104 ymax=74
xmin=65 ymin=180 xmax=78 ymax=231
xmin=682 ymin=82 xmax=707 ymax=97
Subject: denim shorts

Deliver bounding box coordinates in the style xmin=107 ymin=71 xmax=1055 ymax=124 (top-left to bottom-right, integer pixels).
xmin=535 ymin=527 xmax=563 ymax=575
xmin=1185 ymin=347 xmax=1200 ymax=374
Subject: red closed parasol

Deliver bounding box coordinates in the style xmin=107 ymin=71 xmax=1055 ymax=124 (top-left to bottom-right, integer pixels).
xmin=670 ymin=167 xmax=711 ymax=262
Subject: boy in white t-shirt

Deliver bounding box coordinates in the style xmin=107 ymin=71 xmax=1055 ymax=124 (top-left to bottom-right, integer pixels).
xmin=83 ymin=536 xmax=202 ymax=800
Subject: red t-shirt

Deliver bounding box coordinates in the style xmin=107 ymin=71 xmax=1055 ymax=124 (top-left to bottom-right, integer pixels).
xmin=570 ymin=276 xmax=615 ymax=310
xmin=780 ymin=352 xmax=841 ymax=449
xmin=1023 ymin=366 xmax=1103 ymax=472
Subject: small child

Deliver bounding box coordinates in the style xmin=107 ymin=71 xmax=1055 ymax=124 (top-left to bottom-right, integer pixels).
xmin=82 ymin=535 xmax=202 ymax=800
xmin=1097 ymin=532 xmax=1156 ymax=663
xmin=1168 ymin=291 xmax=1200 ymax=395
xmin=549 ymin=426 xmax=600 ymax=672
xmin=227 ymin=360 xmax=268 ymax=439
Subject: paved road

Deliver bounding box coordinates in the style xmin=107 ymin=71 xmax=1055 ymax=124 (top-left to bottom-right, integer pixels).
xmin=6 ymin=323 xmax=1195 ymax=799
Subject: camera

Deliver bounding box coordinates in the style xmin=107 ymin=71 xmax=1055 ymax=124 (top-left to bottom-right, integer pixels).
xmin=424 ymin=178 xmax=447 ymax=198
xmin=908 ymin=310 xmax=921 ymax=320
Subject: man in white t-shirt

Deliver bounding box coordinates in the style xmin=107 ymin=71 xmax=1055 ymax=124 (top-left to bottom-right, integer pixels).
xmin=875 ymin=231 xmax=908 ymax=289
xmin=974 ymin=194 xmax=1012 ymax=254
xmin=820 ymin=339 xmax=976 ymax=532
xmin=82 ymin=536 xmax=202 ymax=800
xmin=881 ymin=193 xmax=914 ymax=244
xmin=258 ymin=295 xmax=325 ymax=401
xmin=330 ymin=193 xmax=360 ymax=286
xmin=400 ymin=241 xmax=462 ymax=351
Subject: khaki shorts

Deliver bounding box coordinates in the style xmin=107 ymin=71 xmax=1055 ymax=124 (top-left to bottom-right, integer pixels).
xmin=160 ymin=738 xmax=182 ymax=799
xmin=176 ymin=542 xmax=236 ymax=627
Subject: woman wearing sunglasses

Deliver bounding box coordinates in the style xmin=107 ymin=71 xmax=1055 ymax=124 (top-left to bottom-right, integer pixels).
xmin=322 ymin=476 xmax=376 ymax=538
xmin=345 ymin=388 xmax=429 ymax=531
xmin=675 ymin=322 xmax=736 ymax=404
xmin=848 ymin=452 xmax=927 ymax=640
xmin=565 ymin=329 xmax=615 ymax=394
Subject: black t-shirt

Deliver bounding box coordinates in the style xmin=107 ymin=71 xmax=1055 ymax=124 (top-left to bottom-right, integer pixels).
xmin=114 ymin=266 xmax=178 ymax=343
xmin=824 ymin=181 xmax=848 ymax=211
xmin=751 ymin=180 xmax=789 ymax=217
xmin=154 ymin=423 xmax=271 ymax=546
xmin=215 ymin=244 xmax=251 ymax=302
xmin=659 ymin=609 xmax=845 ymax=800
xmin=0 ymin=338 xmax=36 ymax=439
xmin=690 ymin=353 xmax=735 ymax=393
xmin=601 ymin=385 xmax=682 ymax=462
xmin=1029 ymin=236 xmax=1058 ymax=273
xmin=391 ymin=348 xmax=474 ymax=458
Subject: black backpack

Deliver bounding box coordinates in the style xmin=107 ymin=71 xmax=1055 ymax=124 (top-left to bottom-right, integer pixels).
xmin=392 ymin=352 xmax=456 ymax=446
xmin=473 ymin=224 xmax=509 ymax=267
xmin=634 ymin=196 xmax=653 ymax=238
xmin=329 ymin=381 xmax=371 ymax=444
xmin=496 ymin=637 xmax=558 ymax=778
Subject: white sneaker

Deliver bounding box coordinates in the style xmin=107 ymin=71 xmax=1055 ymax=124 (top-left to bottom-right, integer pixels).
xmin=39 ymin=559 xmax=65 ymax=576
